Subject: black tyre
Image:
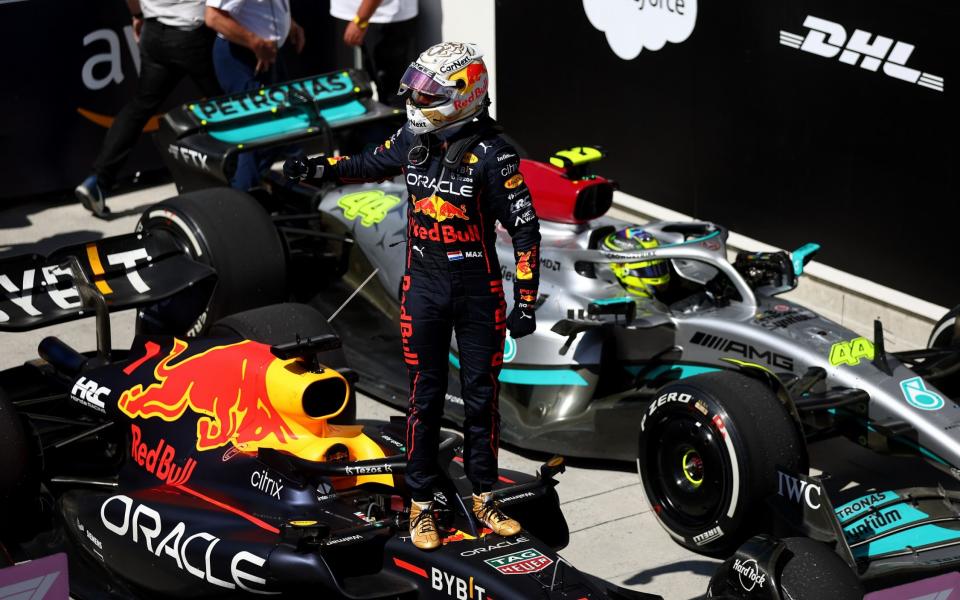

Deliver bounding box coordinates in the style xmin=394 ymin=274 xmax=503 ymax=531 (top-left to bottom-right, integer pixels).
xmin=209 ymin=303 xmax=356 ymax=423
xmin=638 ymin=371 xmax=806 ymax=554
xmin=0 ymin=388 xmax=40 ymax=541
xmin=137 ymin=188 xmax=286 ymax=337
xmin=707 ymin=537 xmax=862 ymax=599
xmin=0 ymin=388 xmax=29 ymax=500
xmin=928 ymin=304 xmax=960 ymax=396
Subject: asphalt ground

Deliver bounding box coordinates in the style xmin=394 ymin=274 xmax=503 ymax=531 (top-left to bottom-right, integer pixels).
xmin=2 ymin=185 xmax=954 ymax=599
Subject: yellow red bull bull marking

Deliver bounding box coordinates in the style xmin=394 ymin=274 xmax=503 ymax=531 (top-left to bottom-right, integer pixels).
xmin=516 ymin=250 xmax=535 ymax=280
xmin=118 ymin=339 xmax=295 ymax=452
xmin=411 ymin=194 xmax=470 ymax=223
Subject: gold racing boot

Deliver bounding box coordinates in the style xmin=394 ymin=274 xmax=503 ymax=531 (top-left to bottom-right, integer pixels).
xmin=409 ymin=501 xmax=441 ymax=551
xmin=473 ymin=492 xmax=521 ymax=536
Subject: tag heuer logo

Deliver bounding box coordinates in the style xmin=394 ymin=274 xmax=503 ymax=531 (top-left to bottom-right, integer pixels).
xmin=484 ymin=548 xmax=553 ymax=575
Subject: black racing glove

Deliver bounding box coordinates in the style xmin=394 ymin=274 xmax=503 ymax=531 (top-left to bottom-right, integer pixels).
xmin=506 ymin=304 xmax=536 ymax=338
xmin=283 ymin=157 xmax=310 ymax=180
xmin=283 ymin=157 xmax=326 ymax=181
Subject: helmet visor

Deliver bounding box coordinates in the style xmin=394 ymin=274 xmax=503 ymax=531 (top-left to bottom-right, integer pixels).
xmin=624 ymin=261 xmax=669 ymax=280
xmin=398 ymin=64 xmax=453 ymax=98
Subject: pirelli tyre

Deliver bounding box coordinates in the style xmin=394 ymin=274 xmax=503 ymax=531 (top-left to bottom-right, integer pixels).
xmin=928 ymin=304 xmax=960 ymax=396
xmin=208 ymin=303 xmax=356 ymax=424
xmin=638 ymin=371 xmax=805 ymax=554
xmin=0 ymin=387 xmax=40 ymax=541
xmin=136 ymin=188 xmax=286 ymax=337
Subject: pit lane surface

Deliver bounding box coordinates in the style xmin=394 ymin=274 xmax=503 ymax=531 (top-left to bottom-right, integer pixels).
xmin=2 ymin=185 xmax=953 ymax=599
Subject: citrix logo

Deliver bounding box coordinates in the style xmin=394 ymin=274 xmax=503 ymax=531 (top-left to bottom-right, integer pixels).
xmin=780 ymin=16 xmax=944 ymax=92
xmin=250 ymin=469 xmax=284 ymax=499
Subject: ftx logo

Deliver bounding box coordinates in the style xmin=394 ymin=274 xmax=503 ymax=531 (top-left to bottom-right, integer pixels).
xmin=780 ymin=16 xmax=943 ymax=92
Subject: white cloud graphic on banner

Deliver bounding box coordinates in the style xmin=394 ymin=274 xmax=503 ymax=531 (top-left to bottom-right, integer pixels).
xmin=583 ymin=0 xmax=698 ymax=60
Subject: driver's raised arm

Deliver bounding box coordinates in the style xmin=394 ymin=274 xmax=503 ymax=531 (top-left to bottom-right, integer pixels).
xmin=283 ymin=126 xmax=410 ymax=183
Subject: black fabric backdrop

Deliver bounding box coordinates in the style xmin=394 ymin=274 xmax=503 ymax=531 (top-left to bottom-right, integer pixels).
xmin=0 ymin=0 xmax=336 ymax=200
xmin=495 ymin=1 xmax=957 ymax=307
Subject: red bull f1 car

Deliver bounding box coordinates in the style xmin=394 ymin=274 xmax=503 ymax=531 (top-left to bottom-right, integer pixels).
xmin=0 ymin=255 xmax=662 ymax=599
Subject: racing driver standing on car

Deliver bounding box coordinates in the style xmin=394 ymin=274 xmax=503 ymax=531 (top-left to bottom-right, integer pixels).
xmin=284 ymin=42 xmax=539 ymax=551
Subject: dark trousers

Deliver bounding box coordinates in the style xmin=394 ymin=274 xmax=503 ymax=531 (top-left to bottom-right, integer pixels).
xmin=212 ymin=36 xmax=285 ymax=190
xmin=93 ymin=20 xmax=220 ymax=188
xmin=400 ymin=269 xmax=507 ymax=501
xmin=333 ymin=18 xmax=418 ymax=108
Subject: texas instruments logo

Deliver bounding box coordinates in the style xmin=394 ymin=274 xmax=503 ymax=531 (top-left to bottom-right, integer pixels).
xmin=780 ymin=16 xmax=944 ymax=92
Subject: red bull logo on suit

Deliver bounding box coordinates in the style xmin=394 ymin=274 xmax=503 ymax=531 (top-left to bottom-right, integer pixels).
xmin=411 ymin=194 xmax=470 ymax=222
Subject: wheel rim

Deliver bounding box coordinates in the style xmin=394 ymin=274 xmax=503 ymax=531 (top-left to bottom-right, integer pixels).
xmin=647 ymin=416 xmax=728 ymax=527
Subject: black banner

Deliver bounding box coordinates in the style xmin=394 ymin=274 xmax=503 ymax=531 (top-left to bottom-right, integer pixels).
xmin=495 ymin=1 xmax=957 ymax=307
xmin=0 ymin=0 xmax=336 ymax=200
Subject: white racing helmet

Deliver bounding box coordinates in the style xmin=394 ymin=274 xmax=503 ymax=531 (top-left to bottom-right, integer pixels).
xmin=398 ymin=42 xmax=489 ymax=135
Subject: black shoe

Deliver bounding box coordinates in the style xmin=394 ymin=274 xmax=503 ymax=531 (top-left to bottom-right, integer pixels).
xmin=75 ymin=175 xmax=110 ymax=217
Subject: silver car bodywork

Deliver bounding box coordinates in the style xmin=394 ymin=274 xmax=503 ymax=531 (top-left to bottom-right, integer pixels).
xmin=315 ymin=180 xmax=958 ymax=472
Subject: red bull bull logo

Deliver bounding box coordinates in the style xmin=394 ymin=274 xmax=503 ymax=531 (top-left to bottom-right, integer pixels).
xmin=465 ymin=62 xmax=485 ymax=85
xmin=516 ymin=250 xmax=535 ymax=280
xmin=119 ymin=340 xmax=295 ymax=452
xmin=411 ymin=194 xmax=470 ymax=223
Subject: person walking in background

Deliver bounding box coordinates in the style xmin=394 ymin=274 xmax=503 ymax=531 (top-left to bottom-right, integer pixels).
xmin=204 ymin=0 xmax=305 ymax=189
xmin=330 ymin=0 xmax=418 ymax=108
xmin=75 ymin=0 xmax=221 ymax=217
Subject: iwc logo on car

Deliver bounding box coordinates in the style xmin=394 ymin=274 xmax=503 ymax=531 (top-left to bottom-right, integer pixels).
xmin=583 ymin=0 xmax=697 ymax=60
xmin=779 ymin=15 xmax=944 ymax=92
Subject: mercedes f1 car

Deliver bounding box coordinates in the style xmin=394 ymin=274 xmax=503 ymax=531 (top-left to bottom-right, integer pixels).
xmin=0 ymin=255 xmax=663 ymax=599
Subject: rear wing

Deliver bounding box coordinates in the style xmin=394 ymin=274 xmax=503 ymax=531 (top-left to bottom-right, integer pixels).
xmin=156 ymin=69 xmax=404 ymax=191
xmin=0 ymin=232 xmax=215 ymax=331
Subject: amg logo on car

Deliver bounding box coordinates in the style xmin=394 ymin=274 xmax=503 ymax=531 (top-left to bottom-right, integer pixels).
xmin=690 ymin=332 xmax=794 ymax=370
xmin=779 ymin=16 xmax=943 ymax=92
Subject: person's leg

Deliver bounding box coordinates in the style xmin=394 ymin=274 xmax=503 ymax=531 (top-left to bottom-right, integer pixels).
xmin=331 ymin=18 xmax=357 ymax=70
xmin=401 ymin=271 xmax=453 ymax=501
xmin=211 ymin=37 xmax=264 ymax=189
xmin=368 ymin=19 xmax=417 ymax=108
xmin=401 ymin=270 xmax=453 ymax=550
xmin=91 ymin=21 xmax=182 ymax=189
xmin=455 ymin=275 xmax=520 ymax=536
xmin=454 ymin=278 xmax=507 ymax=495
xmin=175 ymin=27 xmax=222 ymax=98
